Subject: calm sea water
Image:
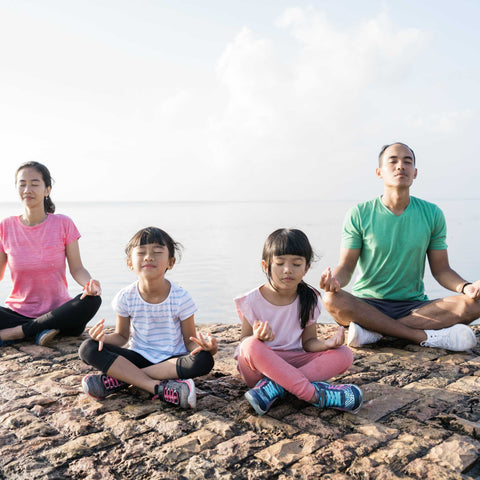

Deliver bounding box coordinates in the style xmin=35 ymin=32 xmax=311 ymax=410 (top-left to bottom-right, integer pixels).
xmin=0 ymin=200 xmax=479 ymax=326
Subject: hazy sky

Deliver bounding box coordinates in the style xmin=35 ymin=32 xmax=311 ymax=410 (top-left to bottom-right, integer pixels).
xmin=1 ymin=0 xmax=478 ymax=203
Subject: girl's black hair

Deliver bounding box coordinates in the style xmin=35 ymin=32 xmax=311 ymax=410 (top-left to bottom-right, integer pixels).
xmin=262 ymin=228 xmax=319 ymax=328
xmin=125 ymin=226 xmax=182 ymax=260
xmin=16 ymin=161 xmax=55 ymax=214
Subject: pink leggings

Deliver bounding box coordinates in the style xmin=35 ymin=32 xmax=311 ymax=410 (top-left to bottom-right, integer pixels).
xmin=237 ymin=337 xmax=354 ymax=402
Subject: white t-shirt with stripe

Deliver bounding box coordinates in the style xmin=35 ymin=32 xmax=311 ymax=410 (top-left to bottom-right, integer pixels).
xmin=112 ymin=280 xmax=197 ymax=363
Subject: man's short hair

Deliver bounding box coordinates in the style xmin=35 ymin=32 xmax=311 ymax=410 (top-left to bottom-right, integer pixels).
xmin=378 ymin=142 xmax=416 ymax=166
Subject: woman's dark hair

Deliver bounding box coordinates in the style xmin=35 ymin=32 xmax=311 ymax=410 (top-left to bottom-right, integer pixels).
xmin=125 ymin=227 xmax=182 ymax=260
xmin=262 ymin=228 xmax=319 ymax=328
xmin=16 ymin=161 xmax=55 ymax=213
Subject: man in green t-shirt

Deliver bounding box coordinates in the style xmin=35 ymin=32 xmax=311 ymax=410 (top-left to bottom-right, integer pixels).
xmin=320 ymin=142 xmax=480 ymax=351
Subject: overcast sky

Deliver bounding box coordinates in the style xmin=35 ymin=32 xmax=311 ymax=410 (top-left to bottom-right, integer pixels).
xmin=1 ymin=0 xmax=478 ymax=203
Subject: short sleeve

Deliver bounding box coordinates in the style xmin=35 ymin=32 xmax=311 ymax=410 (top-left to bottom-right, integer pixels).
xmin=64 ymin=217 xmax=81 ymax=245
xmin=175 ymin=288 xmax=197 ymax=321
xmin=234 ymin=294 xmax=257 ymax=325
xmin=112 ymin=288 xmax=130 ymax=317
xmin=428 ymin=207 xmax=448 ymax=250
xmin=341 ymin=206 xmax=363 ymax=249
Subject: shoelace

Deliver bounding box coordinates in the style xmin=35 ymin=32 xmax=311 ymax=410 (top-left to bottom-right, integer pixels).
xmin=163 ymin=386 xmax=180 ymax=404
xmin=102 ymin=376 xmax=122 ymax=391
xmin=261 ymin=381 xmax=282 ymax=400
xmin=324 ymin=389 xmax=343 ymax=408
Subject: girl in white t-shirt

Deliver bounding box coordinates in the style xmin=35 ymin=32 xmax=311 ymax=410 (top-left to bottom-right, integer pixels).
xmin=235 ymin=228 xmax=362 ymax=415
xmin=79 ymin=227 xmax=217 ymax=409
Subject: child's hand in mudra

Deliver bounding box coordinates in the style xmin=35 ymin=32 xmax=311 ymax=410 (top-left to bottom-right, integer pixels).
xmin=88 ymin=318 xmax=106 ymax=351
xmin=323 ymin=326 xmax=345 ymax=349
xmin=253 ymin=321 xmax=275 ymax=342
xmin=190 ymin=332 xmax=218 ymax=356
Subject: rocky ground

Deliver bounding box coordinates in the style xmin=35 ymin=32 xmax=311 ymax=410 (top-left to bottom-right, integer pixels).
xmin=0 ymin=324 xmax=480 ymax=479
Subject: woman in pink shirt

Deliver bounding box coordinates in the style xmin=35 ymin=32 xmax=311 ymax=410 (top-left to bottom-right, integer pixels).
xmin=0 ymin=162 xmax=101 ymax=346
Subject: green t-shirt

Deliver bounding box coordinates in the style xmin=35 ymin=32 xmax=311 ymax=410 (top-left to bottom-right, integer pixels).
xmin=341 ymin=196 xmax=447 ymax=301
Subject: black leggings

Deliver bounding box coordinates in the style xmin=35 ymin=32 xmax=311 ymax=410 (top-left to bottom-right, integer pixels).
xmin=79 ymin=338 xmax=214 ymax=379
xmin=0 ymin=294 xmax=101 ymax=338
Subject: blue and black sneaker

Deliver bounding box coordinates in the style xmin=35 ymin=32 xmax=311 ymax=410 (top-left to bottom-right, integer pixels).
xmin=312 ymin=381 xmax=363 ymax=414
xmin=244 ymin=377 xmax=286 ymax=415
xmin=35 ymin=329 xmax=60 ymax=346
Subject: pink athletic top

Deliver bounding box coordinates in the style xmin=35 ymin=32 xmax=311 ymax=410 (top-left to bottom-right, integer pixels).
xmin=234 ymin=286 xmax=321 ymax=351
xmin=0 ymin=214 xmax=81 ymax=317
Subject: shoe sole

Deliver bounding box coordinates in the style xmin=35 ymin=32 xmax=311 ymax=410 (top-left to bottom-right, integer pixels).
xmin=337 ymin=386 xmax=364 ymax=414
xmin=350 ymin=387 xmax=364 ymax=414
xmin=347 ymin=323 xmax=359 ymax=347
xmin=244 ymin=391 xmax=267 ymax=415
xmin=453 ymin=325 xmax=477 ymax=351
xmin=175 ymin=379 xmax=196 ymax=409
xmin=36 ymin=329 xmax=60 ymax=346
xmin=185 ymin=379 xmax=197 ymax=409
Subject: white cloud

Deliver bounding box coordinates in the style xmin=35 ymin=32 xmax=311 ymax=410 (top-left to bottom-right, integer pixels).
xmin=1 ymin=4 xmax=478 ymax=202
xmin=199 ymin=9 xmax=432 ymax=200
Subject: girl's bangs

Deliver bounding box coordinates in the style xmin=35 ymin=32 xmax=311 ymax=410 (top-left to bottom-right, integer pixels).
xmin=136 ymin=230 xmax=167 ymax=248
xmin=272 ymin=235 xmax=307 ymax=258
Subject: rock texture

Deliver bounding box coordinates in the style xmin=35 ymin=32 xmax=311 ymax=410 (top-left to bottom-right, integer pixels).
xmin=1 ymin=324 xmax=480 ymax=479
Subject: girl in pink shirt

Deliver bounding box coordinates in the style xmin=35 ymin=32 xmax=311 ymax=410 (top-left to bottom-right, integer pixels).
xmin=235 ymin=228 xmax=363 ymax=415
xmin=0 ymin=162 xmax=101 ymax=347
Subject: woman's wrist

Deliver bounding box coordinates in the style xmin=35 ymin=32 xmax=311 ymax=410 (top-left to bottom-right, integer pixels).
xmin=460 ymin=282 xmax=472 ymax=294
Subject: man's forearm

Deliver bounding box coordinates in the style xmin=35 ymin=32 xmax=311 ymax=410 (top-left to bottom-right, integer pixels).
xmin=332 ymin=266 xmax=353 ymax=288
xmin=434 ymin=268 xmax=467 ymax=293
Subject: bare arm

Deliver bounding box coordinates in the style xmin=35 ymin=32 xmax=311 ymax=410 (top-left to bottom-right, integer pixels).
xmin=239 ymin=316 xmax=254 ymax=341
xmin=333 ymin=248 xmax=361 ymax=287
xmin=320 ymin=248 xmax=361 ymax=292
xmin=0 ymin=252 xmax=7 ymax=282
xmin=427 ymin=249 xmax=467 ymax=292
xmin=89 ymin=316 xmax=130 ymax=351
xmin=65 ymin=240 xmax=101 ymax=296
xmin=181 ymin=315 xmax=218 ymax=355
xmin=427 ymin=249 xmax=480 ymax=300
xmin=66 ymin=240 xmax=91 ymax=286
xmin=302 ymin=324 xmax=345 ymax=352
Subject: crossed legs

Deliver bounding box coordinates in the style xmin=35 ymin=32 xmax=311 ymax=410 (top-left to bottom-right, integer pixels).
xmin=323 ymin=289 xmax=480 ymax=345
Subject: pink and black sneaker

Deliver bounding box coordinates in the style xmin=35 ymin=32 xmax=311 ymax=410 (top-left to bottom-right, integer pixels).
xmin=82 ymin=374 xmax=127 ymax=399
xmin=154 ymin=379 xmax=196 ymax=409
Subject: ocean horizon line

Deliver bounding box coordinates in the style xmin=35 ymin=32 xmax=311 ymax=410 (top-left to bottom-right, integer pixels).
xmin=2 ymin=197 xmax=480 ymax=206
